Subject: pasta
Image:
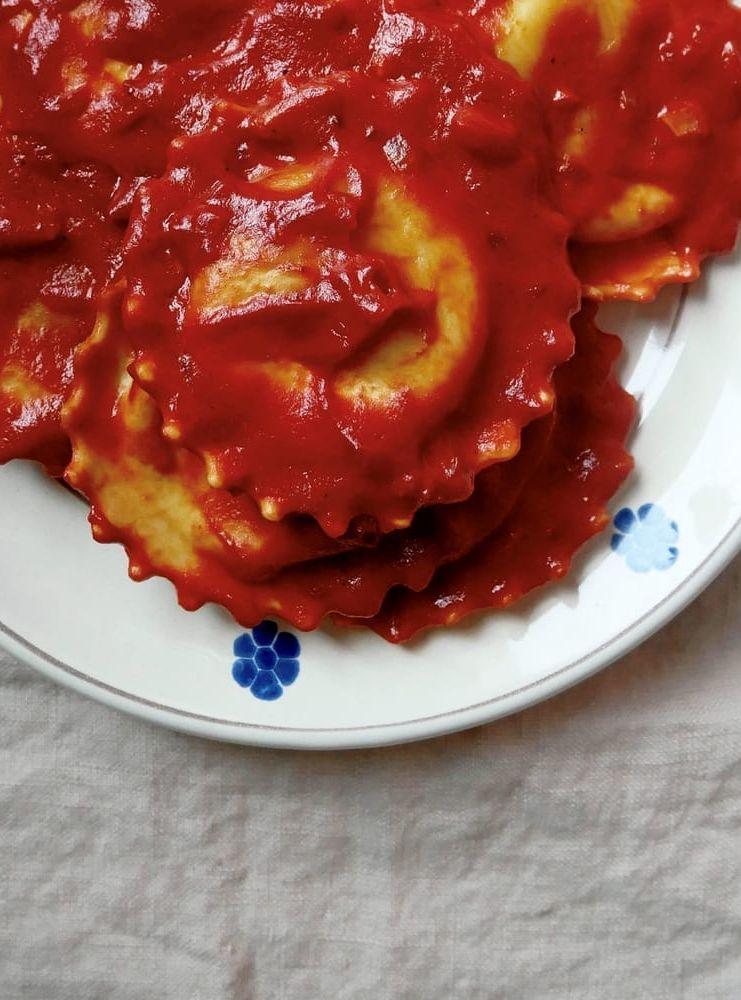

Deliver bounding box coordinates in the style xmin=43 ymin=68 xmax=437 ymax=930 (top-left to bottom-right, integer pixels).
xmin=348 ymin=307 xmax=636 ymax=641
xmin=0 ymin=132 xmax=120 ymax=471
xmin=0 ymin=0 xmax=737 ymax=642
xmin=469 ymin=0 xmax=741 ymax=299
xmin=63 ymin=291 xmax=549 ymax=628
xmin=120 ymin=32 xmax=576 ymax=534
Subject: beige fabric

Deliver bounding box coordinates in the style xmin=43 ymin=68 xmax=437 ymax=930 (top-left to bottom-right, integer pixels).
xmin=2 ymin=557 xmax=741 ymax=999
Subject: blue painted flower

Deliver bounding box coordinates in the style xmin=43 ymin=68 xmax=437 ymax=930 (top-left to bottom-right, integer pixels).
xmin=232 ymin=621 xmax=301 ymax=701
xmin=611 ymin=504 xmax=679 ymax=573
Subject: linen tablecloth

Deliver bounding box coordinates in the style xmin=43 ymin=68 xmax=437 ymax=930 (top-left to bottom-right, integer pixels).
xmin=2 ymin=556 xmax=741 ymax=999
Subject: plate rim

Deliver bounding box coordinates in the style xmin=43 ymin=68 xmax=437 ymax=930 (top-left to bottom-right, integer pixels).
xmin=2 ymin=511 xmax=740 ymax=750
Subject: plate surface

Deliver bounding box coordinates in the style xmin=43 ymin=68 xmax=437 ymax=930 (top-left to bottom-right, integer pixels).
xmin=1 ymin=247 xmax=740 ymax=749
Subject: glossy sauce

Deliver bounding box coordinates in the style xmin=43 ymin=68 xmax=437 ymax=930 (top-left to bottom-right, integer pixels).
xmin=474 ymin=0 xmax=741 ymax=298
xmin=1 ymin=1 xmax=579 ymax=526
xmin=63 ymin=288 xmax=554 ymax=628
xmin=0 ymin=0 xmax=253 ymax=466
xmin=356 ymin=306 xmax=636 ymax=641
xmin=119 ymin=0 xmax=576 ymax=535
xmin=0 ymin=0 xmax=737 ymax=637
xmin=0 ymin=131 xmax=119 ymax=470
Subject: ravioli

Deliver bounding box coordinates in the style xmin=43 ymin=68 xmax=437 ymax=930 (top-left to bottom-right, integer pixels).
xmin=0 ymin=0 xmax=736 ymax=645
xmin=349 ymin=306 xmax=636 ymax=641
xmin=0 ymin=0 xmax=253 ymax=468
xmin=63 ymin=297 xmax=628 ymax=638
xmin=0 ymin=131 xmax=120 ymax=472
xmin=63 ymin=290 xmax=551 ymax=628
xmin=63 ymin=292 xmax=384 ymax=584
xmin=121 ymin=1 xmax=576 ymax=536
xmin=0 ymin=0 xmax=251 ymax=177
xmin=473 ymin=0 xmax=741 ymax=299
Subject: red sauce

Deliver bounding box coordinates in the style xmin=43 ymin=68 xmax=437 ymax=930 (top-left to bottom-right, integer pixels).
xmin=0 ymin=0 xmax=249 ymax=177
xmin=63 ymin=291 xmax=382 ymax=590
xmin=0 ymin=0 xmax=580 ymax=519
xmin=65 ymin=297 xmax=629 ymax=636
xmin=471 ymin=0 xmax=741 ymax=298
xmin=0 ymin=0 xmax=737 ymax=638
xmin=64 ymin=289 xmax=553 ymax=627
xmin=0 ymin=131 xmax=119 ymax=471
xmin=119 ymin=0 xmax=576 ymax=535
xmin=353 ymin=305 xmax=636 ymax=641
xmin=537 ymin=3 xmax=741 ymax=227
xmin=0 ymin=0 xmax=254 ymax=468
xmin=1 ymin=0 xmax=737 ymax=475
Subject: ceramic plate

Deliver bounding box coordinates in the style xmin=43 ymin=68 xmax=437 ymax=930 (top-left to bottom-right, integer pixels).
xmin=1 ymin=246 xmax=740 ymax=749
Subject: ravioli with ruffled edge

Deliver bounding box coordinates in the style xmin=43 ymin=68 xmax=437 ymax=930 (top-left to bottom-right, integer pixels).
xmin=470 ymin=0 xmax=741 ymax=300
xmin=342 ymin=306 xmax=636 ymax=641
xmin=62 ymin=290 xmax=551 ymax=629
xmin=0 ymin=0 xmax=254 ymax=472
xmin=120 ymin=2 xmax=577 ymax=536
xmin=0 ymin=0 xmax=738 ymax=644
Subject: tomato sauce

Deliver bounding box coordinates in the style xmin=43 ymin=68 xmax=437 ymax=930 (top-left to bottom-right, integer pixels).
xmin=63 ymin=287 xmax=554 ymax=628
xmin=0 ymin=0 xmax=737 ymax=638
xmin=355 ymin=305 xmax=636 ymax=641
xmin=471 ymin=0 xmax=741 ymax=298
xmin=119 ymin=0 xmax=576 ymax=535
xmin=0 ymin=0 xmax=254 ymax=468
xmin=0 ymin=131 xmax=119 ymax=470
xmin=0 ymin=1 xmax=579 ymax=517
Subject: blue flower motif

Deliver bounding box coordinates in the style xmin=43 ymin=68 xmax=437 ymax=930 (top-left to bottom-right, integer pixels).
xmin=232 ymin=621 xmax=301 ymax=701
xmin=611 ymin=504 xmax=679 ymax=573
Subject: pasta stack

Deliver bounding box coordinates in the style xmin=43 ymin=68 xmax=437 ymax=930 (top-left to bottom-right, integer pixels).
xmin=0 ymin=0 xmax=738 ymax=640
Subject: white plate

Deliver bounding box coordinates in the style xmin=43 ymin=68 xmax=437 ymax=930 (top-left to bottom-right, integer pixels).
xmin=1 ymin=246 xmax=740 ymax=749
